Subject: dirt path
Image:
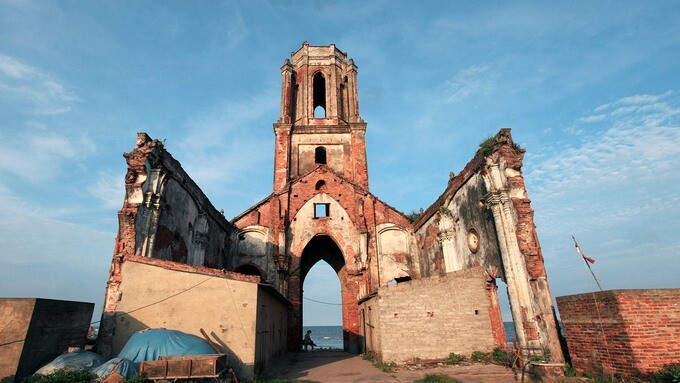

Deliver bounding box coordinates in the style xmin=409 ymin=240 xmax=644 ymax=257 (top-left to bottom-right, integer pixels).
xmin=266 ymin=351 xmax=518 ymax=383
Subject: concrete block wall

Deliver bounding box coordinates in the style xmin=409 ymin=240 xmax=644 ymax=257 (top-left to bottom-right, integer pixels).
xmin=557 ymin=289 xmax=680 ymax=378
xmin=360 ymin=267 xmax=495 ymax=363
xmin=0 ymin=298 xmax=93 ymax=382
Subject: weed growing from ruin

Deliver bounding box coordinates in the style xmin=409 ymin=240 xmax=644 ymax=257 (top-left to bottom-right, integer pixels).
xmin=363 ymin=353 xmax=397 ymax=373
xmin=470 ymin=351 xmax=490 ymax=363
xmin=492 ymin=347 xmax=510 ymax=365
xmin=413 ymin=373 xmax=462 ymax=383
xmin=477 ymin=135 xmax=523 ymax=156
xmin=405 ymin=210 xmax=421 ymax=223
xmin=373 ymin=360 xmax=397 ymax=372
xmin=445 ymin=352 xmax=466 ymax=365
xmin=651 ymin=363 xmax=680 ymax=383
xmin=578 ymin=365 xmax=680 ymax=383
xmin=478 ymin=136 xmax=498 ymax=156
xmin=21 ymin=369 xmax=95 ymax=383
xmin=582 ymin=373 xmax=646 ymax=383
xmin=361 ymin=352 xmax=374 ymax=362
xmin=565 ymin=363 xmax=578 ymax=377
xmin=438 ymin=206 xmax=453 ymax=217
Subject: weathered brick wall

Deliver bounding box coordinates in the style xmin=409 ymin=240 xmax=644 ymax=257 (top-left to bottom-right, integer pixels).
xmin=557 ymin=289 xmax=680 ymax=378
xmin=360 ymin=267 xmax=496 ymax=363
xmin=232 ymin=165 xmax=415 ymax=351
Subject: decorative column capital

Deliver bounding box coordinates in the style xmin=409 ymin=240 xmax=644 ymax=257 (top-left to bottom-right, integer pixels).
xmin=484 ymin=190 xmax=509 ymax=208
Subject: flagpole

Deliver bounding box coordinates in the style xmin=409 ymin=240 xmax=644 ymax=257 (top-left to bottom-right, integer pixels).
xmin=572 ymin=235 xmax=603 ymax=292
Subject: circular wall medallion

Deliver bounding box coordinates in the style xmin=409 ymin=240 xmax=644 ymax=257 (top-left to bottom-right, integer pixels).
xmin=467 ymin=228 xmax=480 ymax=253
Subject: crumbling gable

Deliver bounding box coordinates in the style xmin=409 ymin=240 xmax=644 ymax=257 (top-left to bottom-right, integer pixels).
xmin=101 ymin=43 xmax=566 ymax=368
xmin=413 ymin=129 xmax=564 ymax=361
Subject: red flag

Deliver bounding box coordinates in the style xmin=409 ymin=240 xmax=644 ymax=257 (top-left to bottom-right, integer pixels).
xmin=573 ymin=237 xmax=595 ymax=264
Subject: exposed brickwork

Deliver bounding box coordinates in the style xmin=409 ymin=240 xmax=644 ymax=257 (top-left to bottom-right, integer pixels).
xmin=413 ymin=130 xmax=564 ymax=364
xmin=126 ymin=255 xmax=261 ymax=283
xmin=486 ymin=278 xmax=508 ymax=347
xmin=99 ymin=133 xmax=241 ymax=358
xmin=101 ymin=45 xmax=570 ymax=367
xmin=232 ymin=44 xmax=416 ymax=352
xmin=234 ymin=166 xmax=413 ymax=351
xmin=557 ymin=289 xmax=680 ymax=378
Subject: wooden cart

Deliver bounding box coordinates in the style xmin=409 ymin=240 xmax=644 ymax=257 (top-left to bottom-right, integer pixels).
xmin=140 ymin=354 xmax=237 ymax=383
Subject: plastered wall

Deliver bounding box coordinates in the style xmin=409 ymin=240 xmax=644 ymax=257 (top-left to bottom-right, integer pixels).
xmin=107 ymin=258 xmax=287 ymax=380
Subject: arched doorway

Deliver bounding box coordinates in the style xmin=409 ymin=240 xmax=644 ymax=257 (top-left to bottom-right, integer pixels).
xmin=302 ymin=262 xmax=342 ymax=350
xmin=295 ymin=235 xmax=350 ymax=350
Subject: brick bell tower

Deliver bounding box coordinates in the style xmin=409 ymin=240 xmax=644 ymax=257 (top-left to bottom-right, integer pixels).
xmin=272 ymin=42 xmax=369 ymax=191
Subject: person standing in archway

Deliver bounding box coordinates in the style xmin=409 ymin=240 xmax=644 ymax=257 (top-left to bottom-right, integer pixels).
xmin=303 ymin=330 xmax=316 ymax=352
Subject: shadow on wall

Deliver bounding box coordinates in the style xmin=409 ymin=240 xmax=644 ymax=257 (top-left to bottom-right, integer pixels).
xmin=558 ymin=292 xmax=637 ymax=378
xmin=207 ymin=330 xmax=247 ymax=377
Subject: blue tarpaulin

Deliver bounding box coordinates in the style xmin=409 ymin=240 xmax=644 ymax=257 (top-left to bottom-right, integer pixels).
xmin=90 ymin=358 xmax=138 ymax=380
xmin=34 ymin=350 xmax=106 ymax=376
xmin=117 ymin=329 xmax=216 ymax=363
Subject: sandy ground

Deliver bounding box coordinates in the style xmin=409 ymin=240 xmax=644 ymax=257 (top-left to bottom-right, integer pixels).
xmin=266 ymin=351 xmax=519 ymax=383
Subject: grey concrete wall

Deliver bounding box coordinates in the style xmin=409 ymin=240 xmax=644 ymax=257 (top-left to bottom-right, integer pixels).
xmin=0 ymin=298 xmax=93 ymax=382
xmin=359 ymin=267 xmax=495 ymax=364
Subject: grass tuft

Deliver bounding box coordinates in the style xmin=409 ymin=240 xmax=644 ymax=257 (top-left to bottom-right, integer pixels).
xmin=445 ymin=353 xmax=466 ymax=365
xmin=21 ymin=369 xmax=95 ymax=383
xmin=414 ymin=373 xmax=461 ymax=383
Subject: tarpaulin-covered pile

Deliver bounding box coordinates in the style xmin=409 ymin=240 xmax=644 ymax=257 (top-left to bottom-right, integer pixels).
xmin=118 ymin=329 xmax=216 ymax=363
xmin=34 ymin=350 xmax=106 ymax=376
xmin=35 ymin=329 xmax=216 ymax=381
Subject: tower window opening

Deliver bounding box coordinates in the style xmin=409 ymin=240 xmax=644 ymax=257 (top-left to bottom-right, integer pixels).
xmin=315 ymin=180 xmax=326 ymax=191
xmin=313 ymin=72 xmax=326 ymax=118
xmin=315 ymin=146 xmax=327 ymax=165
xmin=314 ymin=203 xmax=330 ymax=218
xmin=292 ymin=83 xmax=299 ymax=120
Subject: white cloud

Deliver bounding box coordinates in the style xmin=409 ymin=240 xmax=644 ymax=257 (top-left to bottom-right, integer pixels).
xmin=526 ymin=92 xmax=680 ymax=293
xmin=173 ymin=89 xmax=278 ymax=200
xmin=88 ymin=171 xmax=125 ymax=210
xmin=593 ymin=91 xmax=673 ymax=113
xmin=0 ymin=130 xmax=96 ymax=183
xmin=444 ymin=64 xmax=494 ymax=104
xmin=0 ymin=54 xmax=79 ymax=115
xmin=223 ymin=4 xmax=248 ymax=49
xmin=0 ymin=184 xmax=113 ymax=321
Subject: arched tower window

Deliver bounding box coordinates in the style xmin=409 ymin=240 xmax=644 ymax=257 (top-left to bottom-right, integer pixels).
xmin=313 ymin=72 xmax=326 ymax=118
xmin=292 ymin=81 xmax=299 ymax=121
xmin=340 ymin=76 xmax=348 ymax=120
xmin=315 ymin=180 xmax=326 ymax=191
xmin=315 ymin=146 xmax=327 ymax=165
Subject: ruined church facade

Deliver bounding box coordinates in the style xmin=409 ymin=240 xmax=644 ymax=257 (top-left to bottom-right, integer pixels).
xmin=100 ymin=43 xmax=564 ymax=367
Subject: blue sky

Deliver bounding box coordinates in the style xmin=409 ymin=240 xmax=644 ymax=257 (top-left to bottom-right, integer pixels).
xmin=0 ymin=1 xmax=678 ymax=327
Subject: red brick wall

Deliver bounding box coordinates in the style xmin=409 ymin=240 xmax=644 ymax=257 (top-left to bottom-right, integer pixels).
xmin=557 ymin=289 xmax=680 ymax=378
